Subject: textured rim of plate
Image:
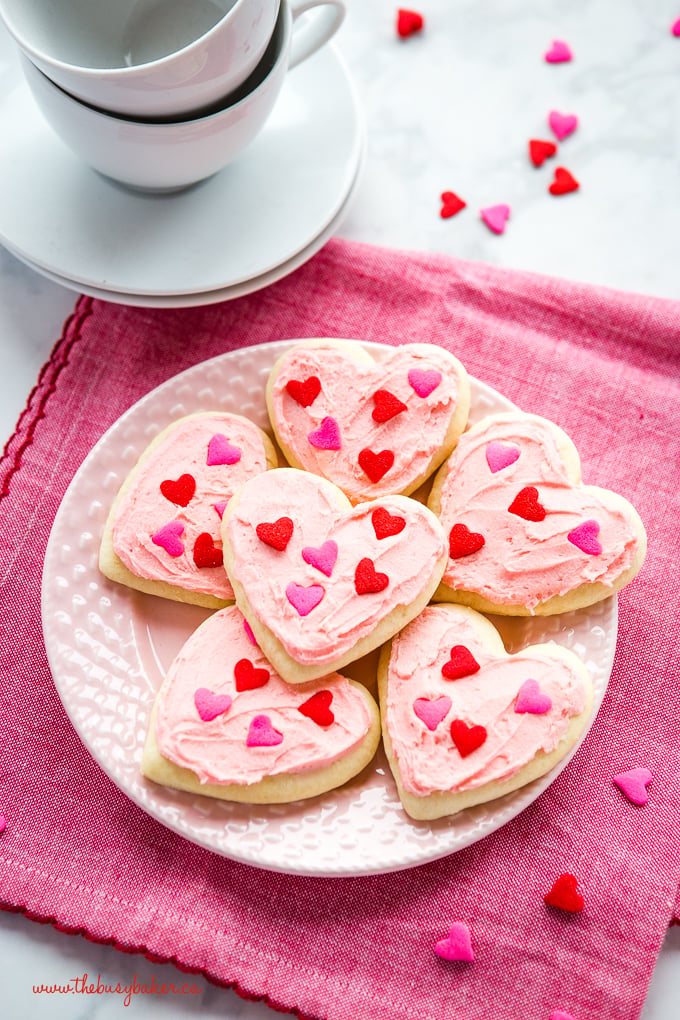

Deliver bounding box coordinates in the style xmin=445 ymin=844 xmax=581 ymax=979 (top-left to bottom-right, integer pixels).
xmin=0 ymin=38 xmax=363 ymax=296
xmin=41 ymin=340 xmax=618 ymax=877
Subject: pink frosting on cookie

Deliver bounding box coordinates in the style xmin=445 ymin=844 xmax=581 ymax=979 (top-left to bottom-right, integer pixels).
xmin=436 ymin=414 xmax=642 ymax=609
xmin=225 ymin=469 xmax=447 ymax=665
xmin=111 ymin=414 xmax=271 ymax=600
xmin=154 ymin=606 xmax=374 ymax=785
xmin=269 ymin=342 xmax=465 ymax=501
xmin=385 ymin=605 xmax=588 ymax=796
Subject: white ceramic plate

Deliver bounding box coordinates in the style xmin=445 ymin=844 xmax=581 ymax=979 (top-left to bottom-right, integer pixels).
xmin=3 ymin=147 xmax=364 ymax=307
xmin=41 ymin=341 xmax=617 ymax=876
xmin=0 ymin=25 xmax=362 ymax=297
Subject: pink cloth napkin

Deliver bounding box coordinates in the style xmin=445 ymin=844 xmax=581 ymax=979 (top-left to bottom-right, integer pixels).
xmin=1 ymin=237 xmax=679 ymax=1020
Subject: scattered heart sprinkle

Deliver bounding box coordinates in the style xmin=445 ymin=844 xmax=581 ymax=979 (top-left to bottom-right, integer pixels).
xmin=672 ymin=17 xmax=680 ymax=37
xmin=529 ymin=139 xmax=557 ymax=167
xmin=0 ymin=815 xmax=6 ymax=835
xmin=550 ymin=1012 xmax=577 ymax=1020
xmin=548 ymin=110 xmax=578 ymax=141
xmin=440 ymin=191 xmax=467 ymax=219
xmin=549 ymin=167 xmax=580 ymax=195
xmin=544 ymin=39 xmax=573 ymax=63
xmin=613 ymin=767 xmax=653 ymax=806
xmin=480 ymin=204 xmax=510 ymax=234
xmin=544 ymin=873 xmax=584 ymax=913
xmin=434 ymin=921 xmax=474 ymax=961
xmin=397 ymin=8 xmax=424 ymax=39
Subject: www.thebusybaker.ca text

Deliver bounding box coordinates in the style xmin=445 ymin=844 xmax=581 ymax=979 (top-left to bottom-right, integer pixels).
xmin=33 ymin=972 xmax=203 ymax=1007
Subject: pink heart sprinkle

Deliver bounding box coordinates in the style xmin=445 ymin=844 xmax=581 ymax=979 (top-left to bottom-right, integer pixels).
xmin=243 ymin=619 xmax=258 ymax=646
xmin=545 ymin=39 xmax=572 ymax=63
xmin=151 ymin=520 xmax=185 ymax=557
xmin=550 ymin=1013 xmax=576 ymax=1020
xmin=0 ymin=815 xmax=6 ymax=835
xmin=308 ymin=416 xmax=342 ymax=450
xmin=286 ymin=582 xmax=325 ymax=616
xmin=213 ymin=499 xmax=229 ymax=518
xmin=207 ymin=434 xmax=242 ymax=466
xmin=671 ymin=17 xmax=680 ymax=36
xmin=413 ymin=696 xmax=452 ymax=731
xmin=434 ymin=922 xmax=474 ymax=962
xmin=194 ymin=687 xmax=232 ymax=722
xmin=480 ymin=204 xmax=510 ymax=234
xmin=302 ymin=540 xmax=338 ymax=577
xmin=613 ymin=767 xmax=652 ymax=806
xmin=408 ymin=368 xmax=442 ymax=398
xmin=486 ymin=440 xmax=521 ymax=473
xmin=246 ymin=714 xmax=284 ymax=747
xmin=515 ymin=678 xmax=552 ymax=715
xmin=548 ymin=109 xmax=578 ymax=141
xmin=568 ymin=519 xmax=602 ymax=555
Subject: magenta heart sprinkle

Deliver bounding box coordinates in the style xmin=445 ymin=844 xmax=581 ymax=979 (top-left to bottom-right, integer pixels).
xmin=243 ymin=619 xmax=258 ymax=646
xmin=568 ymin=519 xmax=602 ymax=555
xmin=413 ymin=696 xmax=452 ymax=731
xmin=613 ymin=767 xmax=653 ymax=806
xmin=514 ymin=678 xmax=552 ymax=715
xmin=207 ymin=434 xmax=242 ymax=466
xmin=550 ymin=1013 xmax=576 ymax=1020
xmin=302 ymin=540 xmax=338 ymax=577
xmin=408 ymin=368 xmax=442 ymax=398
xmin=545 ymin=39 xmax=572 ymax=63
xmin=480 ymin=204 xmax=511 ymax=235
xmin=246 ymin=714 xmax=284 ymax=748
xmin=0 ymin=815 xmax=6 ymax=835
xmin=194 ymin=687 xmax=232 ymax=722
xmin=548 ymin=109 xmax=578 ymax=141
xmin=213 ymin=499 xmax=229 ymax=518
xmin=673 ymin=17 xmax=680 ymax=36
xmin=151 ymin=521 xmax=185 ymax=557
xmin=308 ymin=416 xmax=342 ymax=450
xmin=434 ymin=922 xmax=474 ymax=962
xmin=286 ymin=582 xmax=325 ymax=616
xmin=485 ymin=440 xmax=521 ymax=473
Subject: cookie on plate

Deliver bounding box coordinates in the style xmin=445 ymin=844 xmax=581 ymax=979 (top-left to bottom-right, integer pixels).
xmin=142 ymin=605 xmax=381 ymax=803
xmin=428 ymin=412 xmax=647 ymax=615
xmin=222 ymin=467 xmax=449 ymax=684
xmin=265 ymin=339 xmax=470 ymax=503
xmin=379 ymin=603 xmax=594 ymax=820
xmin=100 ymin=412 xmax=277 ymax=608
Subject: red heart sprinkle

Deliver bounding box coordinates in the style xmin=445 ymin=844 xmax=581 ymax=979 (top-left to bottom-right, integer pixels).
xmin=450 ymin=719 xmax=487 ymax=758
xmin=234 ymin=658 xmax=270 ymax=692
xmin=192 ymin=532 xmax=223 ymax=568
xmin=298 ymin=689 xmax=334 ymax=726
xmin=256 ymin=516 xmax=294 ymax=551
xmin=358 ymin=448 xmax=395 ymax=483
xmin=448 ymin=523 xmax=485 ymax=559
xmin=372 ymin=389 xmax=408 ymax=423
xmin=286 ymin=376 xmax=321 ymax=406
xmin=355 ymin=557 xmax=389 ymax=594
xmin=508 ymin=486 xmax=546 ymax=522
xmin=441 ymin=645 xmax=481 ymax=680
xmin=549 ymin=167 xmax=579 ymax=195
xmin=160 ymin=473 xmax=196 ymax=507
xmin=440 ymin=191 xmax=467 ymax=219
xmin=372 ymin=506 xmax=406 ymax=540
xmin=529 ymin=138 xmax=557 ymax=167
xmin=397 ymin=8 xmax=424 ymax=38
xmin=544 ymin=873 xmax=584 ymax=913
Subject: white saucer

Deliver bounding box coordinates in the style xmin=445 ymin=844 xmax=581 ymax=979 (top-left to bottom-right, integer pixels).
xmin=0 ymin=25 xmax=363 ymax=297
xmin=4 ymin=147 xmax=364 ymax=307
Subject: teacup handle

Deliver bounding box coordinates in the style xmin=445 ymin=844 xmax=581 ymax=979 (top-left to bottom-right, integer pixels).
xmin=289 ymin=0 xmax=345 ymax=69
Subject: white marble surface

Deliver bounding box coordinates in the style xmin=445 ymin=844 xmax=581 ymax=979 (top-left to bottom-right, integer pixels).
xmin=1 ymin=0 xmax=679 ymax=1016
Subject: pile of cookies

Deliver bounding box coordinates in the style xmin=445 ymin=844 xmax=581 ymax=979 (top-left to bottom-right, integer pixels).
xmin=99 ymin=340 xmax=647 ymax=820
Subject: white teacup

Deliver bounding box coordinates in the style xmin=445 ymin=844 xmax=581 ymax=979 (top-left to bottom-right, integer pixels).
xmin=20 ymin=0 xmax=344 ymax=191
xmin=2 ymin=0 xmax=343 ymax=118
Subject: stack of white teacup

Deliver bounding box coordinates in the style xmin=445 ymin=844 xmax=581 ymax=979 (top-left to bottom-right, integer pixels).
xmin=0 ymin=0 xmax=345 ymax=191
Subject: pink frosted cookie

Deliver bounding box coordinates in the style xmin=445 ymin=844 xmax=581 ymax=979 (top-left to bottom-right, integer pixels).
xmin=222 ymin=467 xmax=449 ymax=684
xmin=428 ymin=412 xmax=646 ymax=615
xmin=265 ymin=339 xmax=470 ymax=503
xmin=99 ymin=413 xmax=277 ymax=608
xmin=379 ymin=603 xmax=594 ymax=819
xmin=142 ymin=605 xmax=380 ymax=803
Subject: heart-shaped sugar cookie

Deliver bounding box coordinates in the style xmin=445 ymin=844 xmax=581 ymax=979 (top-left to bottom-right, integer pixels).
xmin=142 ymin=605 xmax=380 ymax=803
xmin=428 ymin=412 xmax=646 ymax=615
xmin=223 ymin=468 xmax=448 ymax=684
xmin=266 ymin=340 xmax=470 ymax=503
xmin=379 ymin=604 xmax=593 ymax=819
xmin=100 ymin=413 xmax=277 ymax=607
